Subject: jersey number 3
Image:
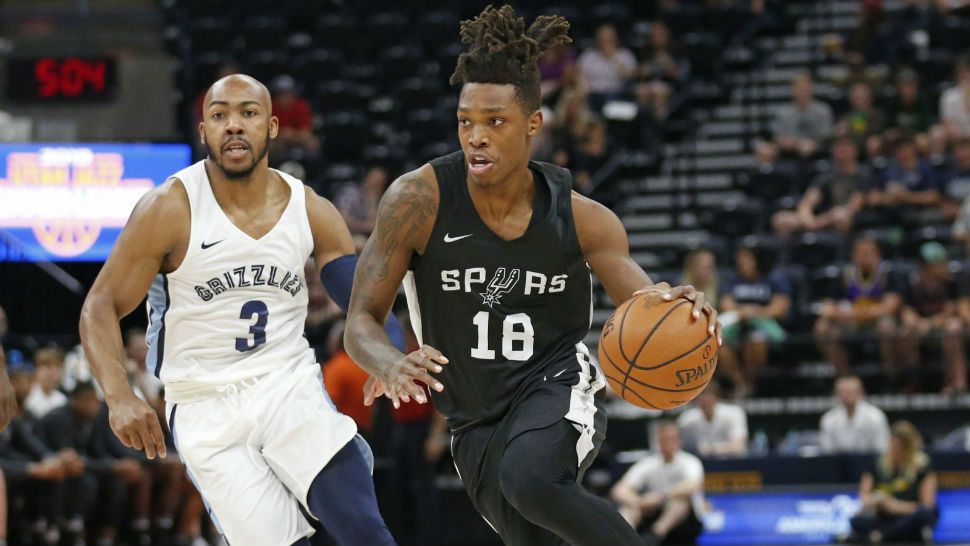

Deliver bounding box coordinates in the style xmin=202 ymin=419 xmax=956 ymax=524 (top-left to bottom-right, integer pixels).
xmin=471 ymin=311 xmax=534 ymax=361
xmin=236 ymin=300 xmax=268 ymax=352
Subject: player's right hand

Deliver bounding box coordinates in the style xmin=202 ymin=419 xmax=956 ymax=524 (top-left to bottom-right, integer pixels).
xmin=107 ymin=392 xmax=167 ymax=460
xmin=367 ymin=344 xmax=448 ymax=409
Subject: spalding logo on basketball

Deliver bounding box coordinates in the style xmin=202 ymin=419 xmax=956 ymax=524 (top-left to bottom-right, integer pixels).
xmin=598 ymin=295 xmax=718 ymax=410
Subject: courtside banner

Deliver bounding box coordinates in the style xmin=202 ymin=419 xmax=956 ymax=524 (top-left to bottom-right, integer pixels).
xmin=0 ymin=143 xmax=191 ymax=261
xmin=699 ymin=488 xmax=970 ymax=545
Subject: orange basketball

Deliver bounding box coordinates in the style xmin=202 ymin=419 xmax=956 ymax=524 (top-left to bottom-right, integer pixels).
xmin=598 ymin=295 xmax=718 ymax=410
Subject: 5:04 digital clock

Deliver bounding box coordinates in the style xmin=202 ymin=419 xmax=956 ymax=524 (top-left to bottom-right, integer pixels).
xmin=6 ymin=56 xmax=118 ymax=102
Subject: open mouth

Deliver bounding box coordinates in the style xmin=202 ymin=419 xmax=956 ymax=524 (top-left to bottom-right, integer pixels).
xmin=468 ymin=154 xmax=494 ymax=175
xmin=223 ymin=141 xmax=250 ymax=160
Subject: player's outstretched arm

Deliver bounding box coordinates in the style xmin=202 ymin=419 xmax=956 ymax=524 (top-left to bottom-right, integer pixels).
xmin=79 ymin=180 xmax=187 ymax=460
xmin=573 ymin=193 xmax=721 ymax=344
xmin=345 ymin=166 xmax=448 ymax=408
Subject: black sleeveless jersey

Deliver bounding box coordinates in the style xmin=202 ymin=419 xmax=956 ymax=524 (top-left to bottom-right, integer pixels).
xmin=405 ymin=151 xmax=593 ymax=433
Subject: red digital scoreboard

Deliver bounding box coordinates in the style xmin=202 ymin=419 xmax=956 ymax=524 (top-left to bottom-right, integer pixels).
xmin=6 ymin=56 xmax=118 ymax=102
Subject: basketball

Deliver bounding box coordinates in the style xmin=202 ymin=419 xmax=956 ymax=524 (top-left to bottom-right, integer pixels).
xmin=598 ymin=295 xmax=718 ymax=410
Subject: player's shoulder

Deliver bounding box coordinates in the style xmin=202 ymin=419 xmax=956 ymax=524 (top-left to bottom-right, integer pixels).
xmin=132 ymin=176 xmax=190 ymax=222
xmin=571 ymin=191 xmax=619 ymax=225
xmin=381 ymin=163 xmax=440 ymax=209
xmin=571 ymin=192 xmax=624 ymax=250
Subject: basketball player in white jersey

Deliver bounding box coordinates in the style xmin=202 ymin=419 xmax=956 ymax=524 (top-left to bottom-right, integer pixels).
xmin=80 ymin=75 xmax=399 ymax=546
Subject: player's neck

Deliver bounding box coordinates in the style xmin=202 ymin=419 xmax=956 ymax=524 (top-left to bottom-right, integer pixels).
xmin=204 ymin=159 xmax=275 ymax=209
xmin=466 ymin=166 xmax=535 ymax=221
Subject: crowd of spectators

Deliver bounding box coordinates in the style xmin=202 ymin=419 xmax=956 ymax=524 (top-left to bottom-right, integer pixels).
xmin=0 ymin=326 xmax=210 ymax=546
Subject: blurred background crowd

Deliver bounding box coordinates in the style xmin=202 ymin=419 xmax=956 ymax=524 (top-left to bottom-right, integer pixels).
xmin=1 ymin=0 xmax=969 ymax=545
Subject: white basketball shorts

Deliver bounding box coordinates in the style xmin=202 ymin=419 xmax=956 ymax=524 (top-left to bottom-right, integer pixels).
xmin=166 ymin=361 xmax=358 ymax=546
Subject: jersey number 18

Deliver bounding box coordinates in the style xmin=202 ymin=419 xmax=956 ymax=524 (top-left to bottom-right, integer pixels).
xmin=471 ymin=311 xmax=534 ymax=361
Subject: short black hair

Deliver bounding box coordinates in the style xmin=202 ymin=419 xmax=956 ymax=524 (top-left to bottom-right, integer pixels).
xmin=71 ymin=380 xmax=98 ymax=399
xmin=449 ymin=4 xmax=571 ymax=113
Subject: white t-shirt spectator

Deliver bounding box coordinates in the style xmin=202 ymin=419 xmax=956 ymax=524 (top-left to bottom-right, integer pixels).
xmin=940 ymin=86 xmax=970 ymax=138
xmin=25 ymin=384 xmax=68 ymax=419
xmin=577 ymin=48 xmax=637 ymax=95
xmin=819 ymin=400 xmax=890 ymax=453
xmin=618 ymin=450 xmax=705 ymax=515
xmin=677 ymin=402 xmax=749 ymax=456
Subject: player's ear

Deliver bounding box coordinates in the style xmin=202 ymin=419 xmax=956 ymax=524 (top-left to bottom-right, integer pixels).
xmin=269 ymin=115 xmax=279 ymax=140
xmin=198 ymin=122 xmax=206 ymax=148
xmin=527 ymin=109 xmax=543 ymax=137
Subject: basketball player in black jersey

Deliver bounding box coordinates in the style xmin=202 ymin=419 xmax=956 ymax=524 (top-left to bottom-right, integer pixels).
xmin=346 ymin=6 xmax=720 ymax=546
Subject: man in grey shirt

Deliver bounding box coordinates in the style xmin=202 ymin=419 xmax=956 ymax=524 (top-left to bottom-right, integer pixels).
xmin=773 ymin=72 xmax=834 ymax=158
xmin=819 ymin=376 xmax=890 ymax=453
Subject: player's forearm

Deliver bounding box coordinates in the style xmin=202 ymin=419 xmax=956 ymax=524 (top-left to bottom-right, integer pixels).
xmin=79 ymin=296 xmax=136 ymax=403
xmin=344 ymin=310 xmax=404 ymax=378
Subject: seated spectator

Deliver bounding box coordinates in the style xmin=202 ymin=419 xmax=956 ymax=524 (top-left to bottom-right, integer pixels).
xmin=771 ymin=73 xmax=834 ymax=159
xmin=680 ymin=249 xmax=719 ymax=307
xmin=268 ymin=74 xmax=320 ymax=160
xmin=40 ymin=382 xmax=150 ymax=546
xmin=885 ymin=68 xmax=931 ymax=138
xmin=334 ymin=166 xmax=390 ymax=242
xmin=943 ymin=137 xmax=970 ymax=222
xmin=819 ymin=376 xmax=890 ymax=454
xmin=634 ymin=20 xmax=688 ymax=121
xmin=834 ymin=49 xmax=886 ymax=93
xmin=322 ymin=321 xmax=373 ymax=436
xmin=570 ymin=117 xmax=609 ymax=194
xmin=24 ymin=348 xmax=66 ymax=420
xmin=538 ymin=42 xmax=580 ymax=106
xmin=577 ymin=24 xmax=637 ymax=112
xmin=848 ymin=421 xmax=938 ymax=544
xmin=867 ymin=137 xmax=943 ymax=213
xmin=939 ymin=54 xmax=970 ymax=142
xmin=718 ymin=248 xmax=792 ymax=397
xmin=898 ymin=242 xmax=967 ymax=394
xmin=1 ymin=359 xmax=89 ymax=545
xmin=611 ymin=421 xmax=705 ymax=546
xmin=772 ymin=137 xmax=867 ymax=236
xmin=814 ymin=237 xmax=901 ymax=377
xmin=836 ymin=82 xmax=884 ymax=143
xmin=676 ymin=382 xmax=748 ymax=456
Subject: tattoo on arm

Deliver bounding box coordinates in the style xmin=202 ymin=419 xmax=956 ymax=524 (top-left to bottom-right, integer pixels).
xmin=358 ymin=174 xmax=437 ymax=287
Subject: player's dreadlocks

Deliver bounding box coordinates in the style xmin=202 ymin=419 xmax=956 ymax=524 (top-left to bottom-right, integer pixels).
xmin=450 ymin=4 xmax=571 ymax=112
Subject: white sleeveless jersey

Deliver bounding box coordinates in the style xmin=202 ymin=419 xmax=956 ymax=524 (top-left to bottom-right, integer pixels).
xmin=146 ymin=161 xmax=317 ymax=400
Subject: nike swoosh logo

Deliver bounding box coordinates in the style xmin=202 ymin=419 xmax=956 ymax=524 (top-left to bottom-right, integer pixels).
xmin=201 ymin=239 xmax=225 ymax=250
xmin=553 ymin=367 xmax=569 ymax=378
xmin=444 ymin=233 xmax=474 ymax=243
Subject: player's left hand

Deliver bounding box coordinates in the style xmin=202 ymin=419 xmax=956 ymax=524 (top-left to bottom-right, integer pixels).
xmin=634 ymin=282 xmax=722 ymax=346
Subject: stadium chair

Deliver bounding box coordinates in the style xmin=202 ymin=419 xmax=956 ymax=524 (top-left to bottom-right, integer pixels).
xmin=314 ymin=81 xmax=373 ymax=115
xmin=188 ymin=17 xmax=232 ymax=54
xmin=396 ymin=78 xmax=444 ymax=111
xmin=314 ymin=13 xmax=360 ymax=51
xmin=241 ymin=16 xmax=288 ymax=52
xmin=416 ymin=11 xmax=458 ymax=52
xmin=790 ymin=232 xmax=844 ymax=270
xmin=367 ymin=12 xmax=410 ymax=54
xmin=321 ymin=111 xmax=370 ymax=162
xmin=378 ymin=45 xmax=426 ymax=88
xmin=299 ymin=48 xmax=346 ymax=87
